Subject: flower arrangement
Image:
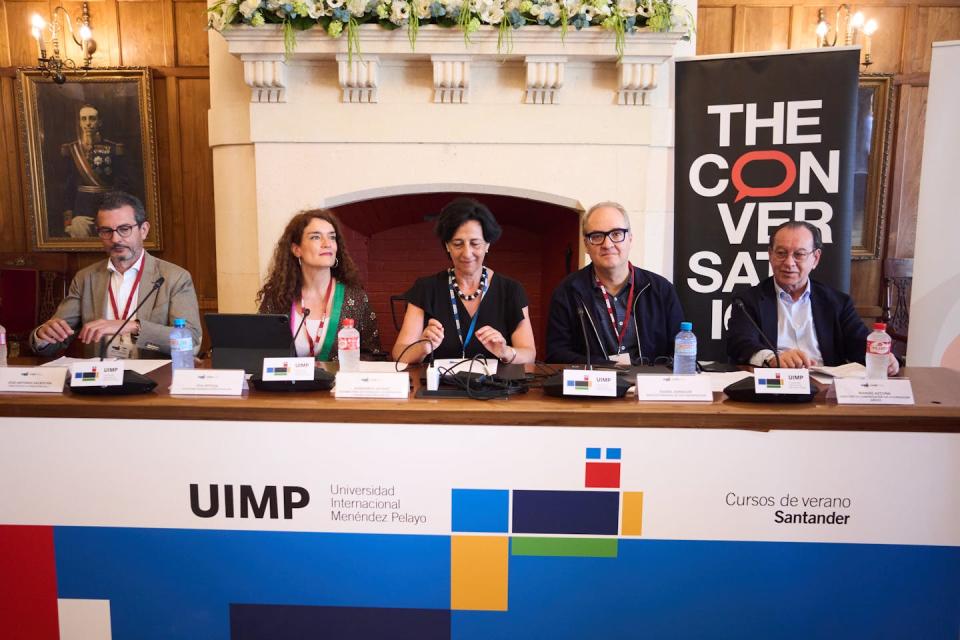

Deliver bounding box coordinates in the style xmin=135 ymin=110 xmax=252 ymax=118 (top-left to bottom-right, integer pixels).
xmin=208 ymin=0 xmax=694 ymax=59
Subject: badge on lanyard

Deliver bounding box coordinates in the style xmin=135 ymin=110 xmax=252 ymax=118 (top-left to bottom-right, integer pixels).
xmin=108 ymin=341 xmax=133 ymax=359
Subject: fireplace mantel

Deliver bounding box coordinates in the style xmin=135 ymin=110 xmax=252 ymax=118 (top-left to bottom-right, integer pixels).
xmin=221 ymin=25 xmax=687 ymax=105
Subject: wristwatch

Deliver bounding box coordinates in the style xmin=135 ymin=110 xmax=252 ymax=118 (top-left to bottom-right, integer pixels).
xmin=131 ymin=320 xmax=142 ymax=341
xmin=501 ymin=346 xmax=517 ymax=364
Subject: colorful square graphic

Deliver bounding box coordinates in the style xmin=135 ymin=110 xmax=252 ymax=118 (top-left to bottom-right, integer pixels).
xmin=586 ymin=448 xmax=602 ymax=460
xmin=450 ymin=536 xmax=508 ymax=611
xmin=452 ymin=489 xmax=509 ymax=533
xmin=621 ymin=492 xmax=644 ymax=536
xmin=585 ymin=462 xmax=621 ymax=488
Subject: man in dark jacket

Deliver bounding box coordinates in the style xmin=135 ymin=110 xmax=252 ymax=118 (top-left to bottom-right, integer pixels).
xmin=546 ymin=202 xmax=684 ymax=365
xmin=726 ymin=220 xmax=898 ymax=375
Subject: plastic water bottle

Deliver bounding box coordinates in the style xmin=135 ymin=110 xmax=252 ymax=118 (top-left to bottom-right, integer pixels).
xmin=866 ymin=322 xmax=892 ymax=379
xmin=673 ymin=321 xmax=697 ymax=375
xmin=169 ymin=318 xmax=194 ymax=370
xmin=337 ymin=318 xmax=360 ymax=372
xmin=0 ymin=325 xmax=7 ymax=367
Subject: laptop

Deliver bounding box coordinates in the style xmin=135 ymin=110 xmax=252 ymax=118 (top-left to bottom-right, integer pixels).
xmin=205 ymin=313 xmax=292 ymax=374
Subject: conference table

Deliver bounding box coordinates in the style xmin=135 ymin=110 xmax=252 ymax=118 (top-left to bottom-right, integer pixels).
xmin=2 ymin=361 xmax=959 ymax=640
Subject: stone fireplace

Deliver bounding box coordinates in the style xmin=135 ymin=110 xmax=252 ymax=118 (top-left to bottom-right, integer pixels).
xmin=207 ymin=21 xmax=695 ymax=352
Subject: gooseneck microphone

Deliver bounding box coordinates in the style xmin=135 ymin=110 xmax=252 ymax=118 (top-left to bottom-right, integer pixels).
xmin=733 ymin=298 xmax=780 ymax=368
xmin=290 ymin=307 xmax=311 ymax=355
xmin=576 ymin=305 xmax=593 ymax=370
xmin=100 ymin=277 xmax=165 ymax=360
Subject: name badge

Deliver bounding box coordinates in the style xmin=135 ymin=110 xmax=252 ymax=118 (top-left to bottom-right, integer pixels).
xmin=0 ymin=367 xmax=67 ymax=393
xmin=636 ymin=374 xmax=713 ymax=402
xmin=262 ymin=357 xmax=315 ymax=382
xmin=107 ymin=342 xmax=133 ymax=359
xmin=611 ymin=353 xmax=631 ymax=366
xmin=69 ymin=362 xmax=124 ymax=387
xmin=434 ymin=358 xmax=498 ymax=376
xmin=835 ymin=378 xmax=915 ymax=405
xmin=334 ymin=372 xmax=409 ymax=399
xmin=170 ymin=369 xmax=245 ymax=396
xmin=562 ymin=369 xmax=617 ymax=397
xmin=754 ymin=367 xmax=811 ymax=395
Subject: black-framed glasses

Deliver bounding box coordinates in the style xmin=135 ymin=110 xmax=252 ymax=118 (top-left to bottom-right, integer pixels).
xmin=584 ymin=228 xmax=629 ymax=245
xmin=96 ymin=223 xmax=141 ymax=239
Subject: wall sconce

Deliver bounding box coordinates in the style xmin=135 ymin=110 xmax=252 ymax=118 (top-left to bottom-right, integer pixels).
xmin=815 ymin=4 xmax=878 ymax=68
xmin=30 ymin=2 xmax=97 ymax=84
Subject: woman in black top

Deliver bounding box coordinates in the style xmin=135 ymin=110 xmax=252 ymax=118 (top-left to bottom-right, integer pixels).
xmin=392 ymin=198 xmax=536 ymax=364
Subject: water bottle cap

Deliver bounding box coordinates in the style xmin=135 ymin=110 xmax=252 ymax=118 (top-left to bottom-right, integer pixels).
xmin=680 ymin=321 xmax=693 ymax=331
xmin=174 ymin=318 xmax=186 ymax=328
xmin=872 ymin=322 xmax=887 ymax=331
xmin=342 ymin=318 xmax=355 ymax=327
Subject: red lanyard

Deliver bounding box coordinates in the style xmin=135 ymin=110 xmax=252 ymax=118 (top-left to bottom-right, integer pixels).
xmin=108 ymin=264 xmax=145 ymax=321
xmin=595 ymin=264 xmax=634 ymax=349
xmin=294 ymin=277 xmax=335 ymax=357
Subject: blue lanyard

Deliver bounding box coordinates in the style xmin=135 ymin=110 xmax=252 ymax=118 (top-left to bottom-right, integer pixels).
xmin=448 ymin=268 xmax=488 ymax=358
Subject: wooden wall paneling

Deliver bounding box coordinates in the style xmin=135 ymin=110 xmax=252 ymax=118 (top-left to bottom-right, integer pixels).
xmin=851 ymin=259 xmax=882 ymax=321
xmin=738 ymin=6 xmax=793 ymax=52
xmin=176 ymin=77 xmax=215 ymax=305
xmin=0 ymin=1 xmax=12 ymax=66
xmin=116 ymin=0 xmax=170 ymax=66
xmin=4 ymin=1 xmax=54 ymax=67
xmin=860 ymin=6 xmax=908 ymax=73
xmin=696 ymin=6 xmax=736 ymax=54
xmin=0 ymin=76 xmax=27 ymax=252
xmin=886 ymin=82 xmax=927 ymax=259
xmin=173 ymin=1 xmax=208 ymax=66
xmin=905 ymin=6 xmax=960 ymax=73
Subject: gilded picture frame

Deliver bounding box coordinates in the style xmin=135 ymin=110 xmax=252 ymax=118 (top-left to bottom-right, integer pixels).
xmin=16 ymin=67 xmax=162 ymax=251
xmin=852 ymin=73 xmax=894 ymax=259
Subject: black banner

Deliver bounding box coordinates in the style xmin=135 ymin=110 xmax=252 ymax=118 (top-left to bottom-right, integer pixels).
xmin=674 ymin=49 xmax=859 ymax=360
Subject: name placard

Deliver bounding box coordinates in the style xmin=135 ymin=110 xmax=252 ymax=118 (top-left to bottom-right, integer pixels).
xmin=334 ymin=372 xmax=409 ymax=399
xmin=562 ymin=369 xmax=617 ymax=397
xmin=0 ymin=367 xmax=67 ymax=393
xmin=835 ymin=378 xmax=915 ymax=405
xmin=262 ymin=357 xmax=315 ymax=382
xmin=754 ymin=368 xmax=811 ymax=395
xmin=68 ymin=362 xmax=124 ymax=387
xmin=636 ymin=374 xmax=713 ymax=402
xmin=170 ymin=369 xmax=245 ymax=396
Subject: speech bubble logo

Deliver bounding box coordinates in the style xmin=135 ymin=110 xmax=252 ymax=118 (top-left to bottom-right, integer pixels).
xmin=731 ymin=150 xmax=797 ymax=202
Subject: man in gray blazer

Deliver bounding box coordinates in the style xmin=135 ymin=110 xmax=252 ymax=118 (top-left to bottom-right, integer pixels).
xmin=31 ymin=191 xmax=201 ymax=359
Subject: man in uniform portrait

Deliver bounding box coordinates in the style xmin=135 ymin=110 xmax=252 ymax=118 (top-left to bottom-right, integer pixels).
xmin=61 ymin=104 xmax=128 ymax=238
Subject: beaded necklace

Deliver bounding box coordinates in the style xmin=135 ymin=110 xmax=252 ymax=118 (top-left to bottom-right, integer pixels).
xmin=450 ymin=267 xmax=488 ymax=301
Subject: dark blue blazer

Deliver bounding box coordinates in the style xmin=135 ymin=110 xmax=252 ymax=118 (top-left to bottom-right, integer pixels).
xmin=726 ymin=277 xmax=869 ymax=366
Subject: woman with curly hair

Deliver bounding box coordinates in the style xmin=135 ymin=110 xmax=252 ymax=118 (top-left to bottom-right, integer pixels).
xmin=258 ymin=209 xmax=381 ymax=361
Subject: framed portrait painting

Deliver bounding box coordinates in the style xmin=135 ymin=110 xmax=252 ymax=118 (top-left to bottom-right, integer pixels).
xmin=16 ymin=67 xmax=162 ymax=251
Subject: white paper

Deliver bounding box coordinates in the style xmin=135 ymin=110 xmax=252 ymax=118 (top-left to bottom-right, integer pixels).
xmin=169 ymin=369 xmax=245 ymax=396
xmin=334 ymin=372 xmax=409 ymax=399
xmin=43 ymin=356 xmax=169 ymax=375
xmin=835 ymin=378 xmax=915 ymax=405
xmin=68 ymin=362 xmax=124 ymax=387
xmin=562 ymin=369 xmax=617 ymax=397
xmin=358 ymin=361 xmax=408 ymax=373
xmin=262 ymin=357 xmax=315 ymax=381
xmin=810 ymin=362 xmax=868 ymax=378
xmin=0 ymin=367 xmax=67 ymax=393
xmin=636 ymin=374 xmax=713 ymax=402
xmin=753 ymin=368 xmax=811 ymax=395
xmin=705 ymin=371 xmax=753 ymax=392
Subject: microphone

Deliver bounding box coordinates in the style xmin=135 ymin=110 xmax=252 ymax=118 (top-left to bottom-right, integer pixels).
xmin=100 ymin=277 xmax=165 ymax=360
xmin=290 ymin=307 xmax=310 ymax=356
xmin=576 ymin=305 xmax=592 ymax=370
xmin=733 ymin=298 xmax=780 ymax=368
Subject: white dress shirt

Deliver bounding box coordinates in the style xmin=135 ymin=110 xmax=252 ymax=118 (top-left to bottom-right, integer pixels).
xmin=105 ymin=250 xmax=146 ymax=355
xmin=750 ymin=280 xmax=823 ymax=367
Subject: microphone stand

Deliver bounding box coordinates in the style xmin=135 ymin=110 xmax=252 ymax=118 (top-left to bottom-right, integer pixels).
xmin=733 ymin=298 xmax=781 ymax=368
xmin=576 ymin=305 xmax=593 ymax=370
xmin=289 ymin=307 xmax=310 ymax=356
xmin=100 ymin=277 xmax=165 ymax=360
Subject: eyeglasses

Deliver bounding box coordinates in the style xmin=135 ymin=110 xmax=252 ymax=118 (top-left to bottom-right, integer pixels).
xmin=96 ymin=223 xmax=141 ymax=239
xmin=584 ymin=228 xmax=629 ymax=245
xmin=771 ymin=248 xmax=817 ymax=262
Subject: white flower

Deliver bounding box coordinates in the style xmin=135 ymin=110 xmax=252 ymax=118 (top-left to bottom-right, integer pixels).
xmin=616 ymin=0 xmax=634 ymax=15
xmin=326 ymin=0 xmax=344 ymax=8
xmin=529 ymin=3 xmax=541 ymax=15
xmin=304 ymin=0 xmax=325 ymax=17
xmin=390 ymin=0 xmax=410 ymax=23
xmin=479 ymin=0 xmax=504 ymax=23
xmin=505 ymin=0 xmax=520 ymax=11
xmin=239 ymin=0 xmax=261 ymax=18
xmin=347 ymin=0 xmax=367 ymax=15
xmin=414 ymin=0 xmax=432 ymax=18
xmin=208 ymin=10 xmax=227 ymax=30
xmin=266 ymin=0 xmax=283 ymax=9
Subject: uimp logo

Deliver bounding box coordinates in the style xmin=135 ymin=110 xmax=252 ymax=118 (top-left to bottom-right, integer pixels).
xmin=757 ymin=372 xmax=783 ymax=389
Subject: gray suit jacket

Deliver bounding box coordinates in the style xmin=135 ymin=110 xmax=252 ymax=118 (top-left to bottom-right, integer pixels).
xmin=30 ymin=252 xmax=202 ymax=358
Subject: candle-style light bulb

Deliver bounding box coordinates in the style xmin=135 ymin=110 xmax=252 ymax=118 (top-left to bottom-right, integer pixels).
xmin=863 ymin=19 xmax=878 ymax=36
xmin=30 ymin=13 xmax=46 ymax=30
xmin=851 ymin=11 xmax=865 ymax=30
